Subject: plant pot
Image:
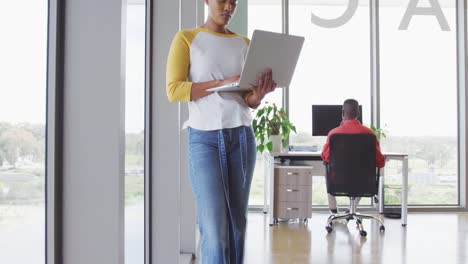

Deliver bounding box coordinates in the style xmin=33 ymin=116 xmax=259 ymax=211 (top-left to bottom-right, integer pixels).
xmin=270 ymin=134 xmax=283 ymax=153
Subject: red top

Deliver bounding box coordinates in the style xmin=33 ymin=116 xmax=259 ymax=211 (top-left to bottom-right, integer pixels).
xmin=321 ymin=119 xmax=386 ymax=168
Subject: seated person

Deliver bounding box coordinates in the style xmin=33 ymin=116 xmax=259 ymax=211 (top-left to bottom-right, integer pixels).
xmin=321 ymin=99 xmax=385 ymax=214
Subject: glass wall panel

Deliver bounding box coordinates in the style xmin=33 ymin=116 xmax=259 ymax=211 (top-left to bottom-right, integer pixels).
xmin=289 ymin=0 xmax=371 ymax=206
xmin=125 ymin=2 xmax=145 ymax=263
xmin=379 ymin=0 xmax=458 ymax=205
xmin=0 ymin=1 xmax=47 ymax=262
xmin=248 ymin=0 xmax=282 ymax=206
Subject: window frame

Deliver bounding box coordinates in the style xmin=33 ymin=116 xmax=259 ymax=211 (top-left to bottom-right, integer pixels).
xmin=47 ymin=0 xmax=65 ymax=263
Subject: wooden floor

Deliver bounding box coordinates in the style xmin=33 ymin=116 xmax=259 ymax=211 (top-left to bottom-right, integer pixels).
xmin=195 ymin=212 xmax=468 ymax=264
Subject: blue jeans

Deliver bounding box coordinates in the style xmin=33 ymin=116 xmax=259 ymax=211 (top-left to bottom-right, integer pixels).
xmin=188 ymin=126 xmax=257 ymax=264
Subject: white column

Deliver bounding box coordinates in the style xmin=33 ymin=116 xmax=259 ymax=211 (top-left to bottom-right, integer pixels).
xmin=53 ymin=0 xmax=126 ymax=263
xmin=149 ymin=0 xmax=181 ymax=263
xmin=179 ymin=0 xmax=199 ymax=257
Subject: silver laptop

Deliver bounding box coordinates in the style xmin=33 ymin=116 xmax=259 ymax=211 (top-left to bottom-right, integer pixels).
xmin=207 ymin=30 xmax=305 ymax=92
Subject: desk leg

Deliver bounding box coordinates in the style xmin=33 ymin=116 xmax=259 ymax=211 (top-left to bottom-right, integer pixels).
xmin=263 ymin=154 xmax=268 ymax=214
xmin=402 ymin=156 xmax=408 ymax=226
xmin=378 ymin=168 xmax=384 ymax=213
xmin=267 ymin=155 xmax=275 ymax=225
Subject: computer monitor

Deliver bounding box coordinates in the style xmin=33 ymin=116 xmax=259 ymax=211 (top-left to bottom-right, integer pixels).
xmin=312 ymin=105 xmax=363 ymax=136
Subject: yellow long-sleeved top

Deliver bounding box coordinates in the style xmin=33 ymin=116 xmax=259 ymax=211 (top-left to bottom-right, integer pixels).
xmin=166 ymin=27 xmax=252 ymax=130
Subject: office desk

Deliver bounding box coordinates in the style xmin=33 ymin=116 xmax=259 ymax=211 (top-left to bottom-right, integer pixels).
xmin=263 ymin=152 xmax=408 ymax=226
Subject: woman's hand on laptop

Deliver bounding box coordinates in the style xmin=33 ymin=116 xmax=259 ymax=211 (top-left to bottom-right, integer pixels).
xmin=192 ymin=75 xmax=240 ymax=101
xmin=246 ymin=69 xmax=277 ymax=107
xmin=222 ymin=75 xmax=240 ymax=86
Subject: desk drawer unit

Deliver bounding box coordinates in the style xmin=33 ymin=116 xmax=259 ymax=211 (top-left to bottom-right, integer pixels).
xmin=274 ymin=202 xmax=312 ymax=219
xmin=274 ymin=185 xmax=311 ymax=203
xmin=274 ymin=167 xmax=312 ymax=186
xmin=273 ymin=166 xmax=312 ymax=220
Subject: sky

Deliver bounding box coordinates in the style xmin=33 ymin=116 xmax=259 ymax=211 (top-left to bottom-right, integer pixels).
xmin=0 ymin=0 xmax=47 ymax=126
xmin=0 ymin=2 xmax=146 ymax=133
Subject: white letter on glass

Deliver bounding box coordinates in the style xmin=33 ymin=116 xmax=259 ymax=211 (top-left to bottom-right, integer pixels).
xmin=310 ymin=0 xmax=359 ymax=28
xmin=399 ymin=0 xmax=450 ymax=31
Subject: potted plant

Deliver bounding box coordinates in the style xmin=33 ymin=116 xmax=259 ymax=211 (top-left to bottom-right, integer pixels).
xmin=252 ymin=102 xmax=296 ymax=153
xmin=370 ymin=125 xmax=387 ymax=140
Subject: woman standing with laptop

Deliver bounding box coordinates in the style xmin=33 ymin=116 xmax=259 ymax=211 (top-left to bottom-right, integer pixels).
xmin=166 ymin=0 xmax=276 ymax=263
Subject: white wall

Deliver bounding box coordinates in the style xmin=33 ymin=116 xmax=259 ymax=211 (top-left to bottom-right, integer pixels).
xmin=53 ymin=0 xmax=126 ymax=263
xmin=179 ymin=0 xmax=199 ymax=256
xmin=149 ymin=0 xmax=181 ymax=263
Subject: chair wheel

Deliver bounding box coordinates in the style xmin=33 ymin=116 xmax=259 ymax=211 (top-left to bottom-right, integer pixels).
xmin=380 ymin=226 xmax=385 ymax=232
xmin=360 ymin=230 xmax=367 ymax=237
xmin=303 ymin=218 xmax=308 ymax=224
xmin=273 ymin=218 xmax=278 ymax=224
xmin=326 ymin=226 xmax=333 ymax=233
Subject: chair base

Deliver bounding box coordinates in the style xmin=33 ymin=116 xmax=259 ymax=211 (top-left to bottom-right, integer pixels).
xmin=325 ymin=198 xmax=385 ymax=237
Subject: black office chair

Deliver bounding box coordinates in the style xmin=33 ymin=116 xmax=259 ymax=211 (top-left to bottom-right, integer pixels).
xmin=324 ymin=133 xmax=385 ymax=237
